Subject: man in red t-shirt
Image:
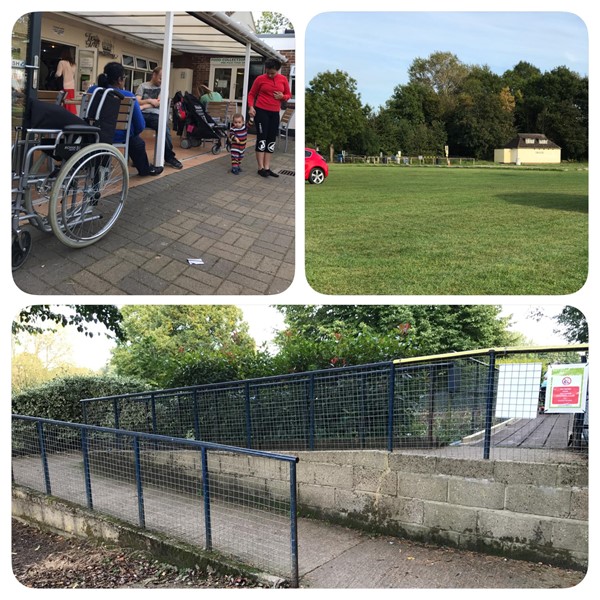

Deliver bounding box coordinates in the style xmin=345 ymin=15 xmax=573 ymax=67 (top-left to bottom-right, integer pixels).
xmin=247 ymin=58 xmax=291 ymax=177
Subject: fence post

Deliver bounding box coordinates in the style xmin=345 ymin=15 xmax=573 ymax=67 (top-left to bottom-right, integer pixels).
xmin=308 ymin=374 xmax=315 ymax=450
xmin=201 ymin=447 xmax=212 ymax=551
xmin=113 ymin=398 xmax=121 ymax=449
xmin=82 ymin=401 xmax=88 ymax=424
xmin=133 ymin=436 xmax=146 ymax=528
xmin=37 ymin=421 xmax=51 ymax=495
xmin=192 ymin=390 xmax=201 ymax=441
xmin=244 ymin=382 xmax=252 ymax=448
xmin=150 ymin=393 xmax=158 ymax=435
xmin=483 ymin=350 xmax=497 ymax=459
xmin=359 ymin=373 xmax=366 ymax=449
xmin=387 ymin=363 xmax=396 ymax=452
xmin=427 ymin=366 xmax=435 ymax=448
xmin=81 ymin=428 xmax=93 ymax=510
xmin=113 ymin=398 xmax=120 ymax=429
xmin=289 ymin=460 xmax=299 ymax=588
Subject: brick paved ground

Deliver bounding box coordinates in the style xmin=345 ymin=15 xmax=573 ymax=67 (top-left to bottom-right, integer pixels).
xmin=13 ymin=146 xmax=295 ymax=296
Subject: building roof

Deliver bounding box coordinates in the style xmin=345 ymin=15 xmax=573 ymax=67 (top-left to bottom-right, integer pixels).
xmin=504 ymin=133 xmax=561 ymax=149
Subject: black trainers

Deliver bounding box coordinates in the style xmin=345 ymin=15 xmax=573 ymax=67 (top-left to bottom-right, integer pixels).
xmin=258 ymin=168 xmax=269 ymax=177
xmin=166 ymin=157 xmax=183 ymax=169
xmin=148 ymin=165 xmax=164 ymax=176
xmin=266 ymin=169 xmax=279 ymax=178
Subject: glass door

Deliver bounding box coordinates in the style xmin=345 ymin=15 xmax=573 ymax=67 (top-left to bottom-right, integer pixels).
xmin=213 ymin=67 xmax=232 ymax=99
xmin=11 ymin=12 xmax=42 ymax=133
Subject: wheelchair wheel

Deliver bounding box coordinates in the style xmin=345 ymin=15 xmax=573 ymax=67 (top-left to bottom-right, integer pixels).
xmin=23 ymin=151 xmax=57 ymax=233
xmin=48 ymin=144 xmax=128 ymax=248
xmin=12 ymin=229 xmax=32 ymax=270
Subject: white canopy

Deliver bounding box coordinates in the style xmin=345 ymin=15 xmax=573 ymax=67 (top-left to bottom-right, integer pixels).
xmin=67 ymin=11 xmax=286 ymax=61
xmin=65 ymin=11 xmax=287 ymax=166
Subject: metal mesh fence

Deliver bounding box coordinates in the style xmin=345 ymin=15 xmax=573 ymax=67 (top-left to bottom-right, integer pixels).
xmin=79 ymin=347 xmax=588 ymax=463
xmin=12 ymin=416 xmax=299 ymax=584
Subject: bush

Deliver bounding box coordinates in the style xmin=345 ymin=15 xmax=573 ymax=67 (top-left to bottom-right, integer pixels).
xmin=11 ymin=374 xmax=150 ymax=423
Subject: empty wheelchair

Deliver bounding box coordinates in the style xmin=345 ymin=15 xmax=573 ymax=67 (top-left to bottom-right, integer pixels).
xmin=11 ymin=88 xmax=131 ymax=270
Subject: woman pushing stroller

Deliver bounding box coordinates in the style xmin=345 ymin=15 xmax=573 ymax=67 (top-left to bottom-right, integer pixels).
xmin=247 ymin=59 xmax=291 ymax=178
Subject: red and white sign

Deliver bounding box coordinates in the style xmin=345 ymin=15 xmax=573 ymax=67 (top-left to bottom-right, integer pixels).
xmin=545 ymin=364 xmax=588 ymax=413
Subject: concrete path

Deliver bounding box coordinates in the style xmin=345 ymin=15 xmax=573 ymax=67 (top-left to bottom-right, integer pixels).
xmin=13 ymin=145 xmax=295 ymax=295
xmin=12 ymin=452 xmax=585 ymax=589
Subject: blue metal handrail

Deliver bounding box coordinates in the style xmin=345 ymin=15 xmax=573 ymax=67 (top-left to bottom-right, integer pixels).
xmin=12 ymin=414 xmax=300 ymax=587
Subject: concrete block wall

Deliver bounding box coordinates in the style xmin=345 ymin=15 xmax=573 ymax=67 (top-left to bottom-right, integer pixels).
xmin=292 ymin=451 xmax=588 ymax=569
xmin=88 ymin=448 xmax=587 ymax=569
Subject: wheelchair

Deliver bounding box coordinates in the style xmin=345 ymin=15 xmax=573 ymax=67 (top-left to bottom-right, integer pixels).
xmin=11 ymin=88 xmax=130 ymax=270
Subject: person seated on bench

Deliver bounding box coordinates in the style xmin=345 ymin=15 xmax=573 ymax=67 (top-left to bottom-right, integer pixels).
xmin=136 ymin=67 xmax=182 ymax=170
xmin=90 ymin=62 xmax=162 ymax=177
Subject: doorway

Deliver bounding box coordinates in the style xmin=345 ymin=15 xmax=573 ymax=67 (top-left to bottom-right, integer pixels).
xmin=39 ymin=40 xmax=77 ymax=91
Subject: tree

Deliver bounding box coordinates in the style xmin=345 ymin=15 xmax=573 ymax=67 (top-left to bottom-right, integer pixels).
xmin=255 ymin=12 xmax=293 ymax=33
xmin=507 ymin=65 xmax=588 ymax=161
xmin=408 ymin=51 xmax=470 ymax=121
xmin=272 ymin=305 xmax=519 ymax=372
xmin=109 ymin=305 xmax=257 ymax=388
xmin=306 ymin=70 xmax=367 ymax=160
xmin=447 ymin=66 xmax=516 ymax=159
xmin=553 ymin=307 xmax=588 ymax=343
xmin=375 ymin=82 xmax=447 ymax=155
xmin=14 ymin=305 xmax=124 ymax=340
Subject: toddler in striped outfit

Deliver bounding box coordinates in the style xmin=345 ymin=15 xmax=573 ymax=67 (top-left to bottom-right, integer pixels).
xmin=229 ymin=113 xmax=248 ymax=174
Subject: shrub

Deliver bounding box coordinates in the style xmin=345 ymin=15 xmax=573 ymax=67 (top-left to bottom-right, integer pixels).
xmin=12 ymin=374 xmax=150 ymax=423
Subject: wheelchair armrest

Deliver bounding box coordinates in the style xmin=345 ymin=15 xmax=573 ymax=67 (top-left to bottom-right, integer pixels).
xmin=62 ymin=124 xmax=102 ymax=135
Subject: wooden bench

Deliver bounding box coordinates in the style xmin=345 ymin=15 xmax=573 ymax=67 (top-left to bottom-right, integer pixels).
xmin=36 ymin=90 xmax=67 ymax=105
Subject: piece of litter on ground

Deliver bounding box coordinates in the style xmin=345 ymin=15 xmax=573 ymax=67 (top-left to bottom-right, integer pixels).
xmin=187 ymin=258 xmax=204 ymax=265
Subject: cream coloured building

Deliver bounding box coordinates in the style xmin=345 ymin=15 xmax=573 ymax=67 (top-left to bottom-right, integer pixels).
xmin=494 ymin=133 xmax=561 ymax=164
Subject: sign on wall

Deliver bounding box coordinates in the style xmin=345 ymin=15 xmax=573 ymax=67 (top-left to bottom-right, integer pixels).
xmin=495 ymin=363 xmax=542 ymax=419
xmin=544 ymin=364 xmax=588 ymax=413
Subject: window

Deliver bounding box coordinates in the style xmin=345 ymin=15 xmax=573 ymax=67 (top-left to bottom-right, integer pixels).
xmin=122 ymin=54 xmax=156 ymax=93
xmin=525 ymin=138 xmax=535 ymax=144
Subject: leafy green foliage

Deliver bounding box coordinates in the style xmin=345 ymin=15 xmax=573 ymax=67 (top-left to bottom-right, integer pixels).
xmin=110 ymin=306 xmax=257 ymax=388
xmin=255 ymin=12 xmax=293 ymax=33
xmin=12 ymin=374 xmax=149 ymax=422
xmin=306 ymin=70 xmax=368 ymax=157
xmin=554 ymin=307 xmax=588 ymax=343
xmin=14 ymin=305 xmax=124 ymax=340
xmin=271 ymin=305 xmax=520 ymax=372
xmin=307 ymin=52 xmax=587 ymax=160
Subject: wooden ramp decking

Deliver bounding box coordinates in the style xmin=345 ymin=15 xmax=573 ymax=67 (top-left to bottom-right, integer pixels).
xmin=479 ymin=413 xmax=573 ymax=449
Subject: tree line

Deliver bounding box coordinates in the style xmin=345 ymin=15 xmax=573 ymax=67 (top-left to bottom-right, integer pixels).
xmin=306 ymin=52 xmax=588 ymax=162
xmin=14 ymin=304 xmax=587 ymax=392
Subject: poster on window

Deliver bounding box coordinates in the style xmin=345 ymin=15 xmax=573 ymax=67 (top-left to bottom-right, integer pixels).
xmin=544 ymin=364 xmax=588 ymax=413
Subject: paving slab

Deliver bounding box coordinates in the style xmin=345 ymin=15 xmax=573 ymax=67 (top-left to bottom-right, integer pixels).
xmin=13 ymin=145 xmax=295 ymax=296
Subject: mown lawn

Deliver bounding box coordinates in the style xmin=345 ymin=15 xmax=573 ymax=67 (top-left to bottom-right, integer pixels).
xmin=305 ymin=164 xmax=588 ymax=295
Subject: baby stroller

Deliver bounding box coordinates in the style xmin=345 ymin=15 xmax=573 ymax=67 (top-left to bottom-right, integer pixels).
xmin=179 ymin=92 xmax=230 ymax=154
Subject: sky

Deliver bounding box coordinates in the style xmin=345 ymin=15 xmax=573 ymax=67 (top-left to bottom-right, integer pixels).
xmin=305 ymin=11 xmax=589 ymax=109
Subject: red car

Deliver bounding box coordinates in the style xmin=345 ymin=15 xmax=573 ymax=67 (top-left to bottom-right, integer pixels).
xmin=305 ymin=148 xmax=328 ymax=184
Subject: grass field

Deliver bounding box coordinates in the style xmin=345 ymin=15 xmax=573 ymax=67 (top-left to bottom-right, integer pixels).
xmin=305 ymin=164 xmax=588 ymax=295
